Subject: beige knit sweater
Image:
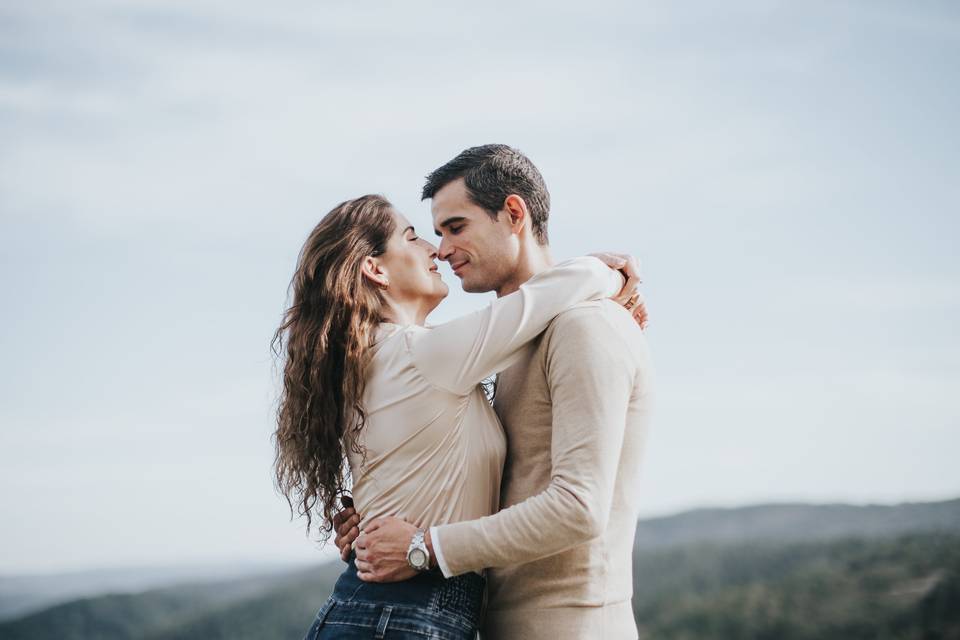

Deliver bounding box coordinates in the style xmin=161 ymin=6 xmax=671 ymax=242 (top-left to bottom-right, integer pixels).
xmin=432 ymin=299 xmax=654 ymax=640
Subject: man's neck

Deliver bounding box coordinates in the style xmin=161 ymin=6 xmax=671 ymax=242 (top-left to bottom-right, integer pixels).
xmin=496 ymin=244 xmax=554 ymax=298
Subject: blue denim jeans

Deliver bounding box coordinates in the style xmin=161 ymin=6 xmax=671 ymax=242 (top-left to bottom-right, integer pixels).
xmin=302 ymin=557 xmax=485 ymax=639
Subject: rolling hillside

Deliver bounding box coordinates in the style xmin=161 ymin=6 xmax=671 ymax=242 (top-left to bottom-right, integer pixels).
xmin=633 ymin=498 xmax=960 ymax=551
xmin=2 ymin=498 xmax=957 ymax=639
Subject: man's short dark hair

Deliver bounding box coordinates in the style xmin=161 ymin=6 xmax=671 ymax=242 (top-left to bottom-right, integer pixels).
xmin=422 ymin=144 xmax=550 ymax=245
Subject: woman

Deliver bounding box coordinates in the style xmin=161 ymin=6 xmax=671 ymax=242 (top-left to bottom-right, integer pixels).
xmin=273 ymin=194 xmax=632 ymax=640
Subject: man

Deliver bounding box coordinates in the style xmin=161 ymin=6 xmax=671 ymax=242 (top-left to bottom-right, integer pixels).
xmin=336 ymin=144 xmax=654 ymax=639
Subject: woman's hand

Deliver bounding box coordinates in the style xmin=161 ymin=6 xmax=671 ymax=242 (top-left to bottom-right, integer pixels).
xmin=355 ymin=516 xmax=421 ymax=583
xmin=588 ymin=252 xmax=648 ymax=330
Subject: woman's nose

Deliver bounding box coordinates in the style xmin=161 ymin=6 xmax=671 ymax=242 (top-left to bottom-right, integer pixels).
xmin=422 ymin=238 xmax=439 ymax=258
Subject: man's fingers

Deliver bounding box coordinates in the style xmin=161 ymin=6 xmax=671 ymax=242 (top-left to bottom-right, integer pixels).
xmin=357 ymin=569 xmax=381 ymax=583
xmin=364 ymin=518 xmax=383 ymax=534
xmin=335 ymin=512 xmax=359 ymax=538
xmin=354 ymin=544 xmax=372 ymax=563
xmin=334 ymin=513 xmax=353 ymax=537
xmin=347 ymin=525 xmax=360 ymax=544
xmin=334 ymin=506 xmax=356 ymax=523
xmin=355 ymin=558 xmax=374 ymax=574
xmin=337 ymin=516 xmax=360 ymax=541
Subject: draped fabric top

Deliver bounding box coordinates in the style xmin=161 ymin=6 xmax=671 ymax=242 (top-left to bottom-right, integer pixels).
xmin=347 ymin=257 xmax=623 ymax=532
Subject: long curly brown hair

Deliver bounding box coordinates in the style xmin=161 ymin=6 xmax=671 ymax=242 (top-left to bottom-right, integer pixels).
xmin=272 ymin=194 xmax=395 ymax=541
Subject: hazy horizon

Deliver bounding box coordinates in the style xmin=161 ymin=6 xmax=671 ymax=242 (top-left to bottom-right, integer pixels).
xmin=3 ymin=495 xmax=958 ymax=579
xmin=2 ymin=0 xmax=958 ymax=574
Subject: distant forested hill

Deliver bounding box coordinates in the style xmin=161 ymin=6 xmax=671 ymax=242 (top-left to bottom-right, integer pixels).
xmin=2 ymin=499 xmax=958 ymax=640
xmin=632 ymin=532 xmax=960 ymax=639
xmin=633 ymin=498 xmax=960 ymax=551
xmin=0 ymin=565 xmax=342 ymax=640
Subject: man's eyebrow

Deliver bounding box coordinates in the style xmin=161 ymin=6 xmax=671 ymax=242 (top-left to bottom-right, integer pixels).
xmin=434 ymin=216 xmax=466 ymax=236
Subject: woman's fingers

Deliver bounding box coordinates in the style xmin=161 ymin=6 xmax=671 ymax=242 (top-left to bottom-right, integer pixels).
xmin=633 ymin=302 xmax=649 ymax=330
xmin=615 ymin=275 xmax=640 ymax=305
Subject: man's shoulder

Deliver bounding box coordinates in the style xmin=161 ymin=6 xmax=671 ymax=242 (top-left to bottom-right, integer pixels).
xmin=547 ymin=299 xmax=637 ymax=338
xmin=543 ymin=300 xmax=650 ymax=363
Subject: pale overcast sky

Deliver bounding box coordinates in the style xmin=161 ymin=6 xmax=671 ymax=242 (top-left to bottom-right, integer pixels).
xmin=1 ymin=0 xmax=958 ymax=574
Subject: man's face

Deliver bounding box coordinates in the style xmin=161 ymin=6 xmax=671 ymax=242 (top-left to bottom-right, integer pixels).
xmin=431 ymin=178 xmax=517 ymax=293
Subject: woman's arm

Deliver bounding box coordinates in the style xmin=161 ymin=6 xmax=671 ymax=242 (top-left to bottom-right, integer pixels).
xmin=409 ymin=256 xmax=623 ymax=395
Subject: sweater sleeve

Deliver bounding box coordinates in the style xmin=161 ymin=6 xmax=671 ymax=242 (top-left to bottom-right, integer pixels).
xmin=430 ymin=306 xmax=637 ymax=576
xmin=410 ymin=257 xmax=622 ymax=395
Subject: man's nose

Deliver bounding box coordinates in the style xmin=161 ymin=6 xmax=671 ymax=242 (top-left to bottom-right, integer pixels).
xmin=437 ymin=237 xmax=454 ymax=261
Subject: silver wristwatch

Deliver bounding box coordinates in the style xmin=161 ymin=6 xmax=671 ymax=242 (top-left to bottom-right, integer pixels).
xmin=406 ymin=529 xmax=430 ymax=571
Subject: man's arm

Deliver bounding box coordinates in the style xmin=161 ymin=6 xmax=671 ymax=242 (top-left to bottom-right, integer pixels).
xmin=356 ymin=306 xmax=637 ymax=580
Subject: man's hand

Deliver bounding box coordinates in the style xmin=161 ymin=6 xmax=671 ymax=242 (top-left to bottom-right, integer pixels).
xmin=332 ymin=497 xmax=360 ymax=562
xmin=588 ymin=251 xmax=649 ymax=330
xmin=355 ymin=516 xmax=423 ymax=583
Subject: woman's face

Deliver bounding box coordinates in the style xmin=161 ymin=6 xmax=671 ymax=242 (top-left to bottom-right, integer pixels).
xmin=378 ymin=210 xmax=448 ymax=307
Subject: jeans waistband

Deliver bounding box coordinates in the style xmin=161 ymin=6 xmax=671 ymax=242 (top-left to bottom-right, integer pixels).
xmin=332 ymin=556 xmax=485 ymax=620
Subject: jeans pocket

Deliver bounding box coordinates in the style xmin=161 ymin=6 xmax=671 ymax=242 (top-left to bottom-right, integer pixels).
xmin=303 ymin=599 xmax=335 ymax=640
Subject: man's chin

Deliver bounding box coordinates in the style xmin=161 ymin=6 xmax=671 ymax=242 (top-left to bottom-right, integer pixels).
xmin=460 ymin=278 xmax=493 ymax=294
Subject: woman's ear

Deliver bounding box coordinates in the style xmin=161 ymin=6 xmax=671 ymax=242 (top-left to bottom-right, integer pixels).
xmin=360 ymin=256 xmax=389 ymax=289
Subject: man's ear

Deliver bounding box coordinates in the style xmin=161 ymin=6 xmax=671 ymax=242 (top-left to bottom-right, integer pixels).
xmin=360 ymin=256 xmax=389 ymax=288
xmin=503 ymin=194 xmax=528 ymax=235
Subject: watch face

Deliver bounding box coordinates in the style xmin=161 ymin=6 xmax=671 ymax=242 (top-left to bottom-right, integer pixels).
xmin=410 ymin=548 xmax=427 ymax=568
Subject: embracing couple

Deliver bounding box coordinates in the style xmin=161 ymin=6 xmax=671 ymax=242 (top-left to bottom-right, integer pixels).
xmin=274 ymin=144 xmax=655 ymax=640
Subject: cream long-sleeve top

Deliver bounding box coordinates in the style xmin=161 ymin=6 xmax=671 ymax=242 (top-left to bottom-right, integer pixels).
xmin=348 ymin=257 xmax=623 ymax=533
xmin=430 ymin=298 xmax=655 ymax=640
